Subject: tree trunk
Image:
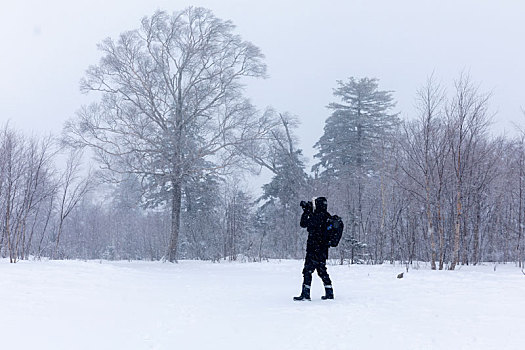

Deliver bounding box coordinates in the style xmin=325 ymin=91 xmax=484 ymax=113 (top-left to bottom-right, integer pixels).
xmin=450 ymin=186 xmax=462 ymax=270
xmin=426 ymin=181 xmax=436 ymax=270
xmin=450 ymin=187 xmax=462 ymax=270
xmin=437 ymin=198 xmax=445 ymax=270
xmin=461 ymin=203 xmax=469 ymax=266
xmin=167 ymin=181 xmax=182 ymax=262
xmin=450 ymin=134 xmax=462 ymax=271
xmin=472 ymin=199 xmax=481 ymax=265
xmin=518 ymin=155 xmax=523 ymax=268
xmin=53 ymin=223 xmax=64 ymax=259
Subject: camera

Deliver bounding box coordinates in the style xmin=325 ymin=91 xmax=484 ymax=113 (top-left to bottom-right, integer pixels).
xmin=300 ymin=200 xmax=313 ymax=211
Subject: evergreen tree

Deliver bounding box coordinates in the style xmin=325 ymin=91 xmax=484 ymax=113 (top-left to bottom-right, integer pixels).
xmin=257 ymin=113 xmax=310 ymax=258
xmin=261 ymin=148 xmax=308 ymax=209
xmin=313 ymin=77 xmax=399 ymax=179
xmin=313 ymin=77 xmax=399 ymax=262
xmin=181 ymin=173 xmax=222 ymax=260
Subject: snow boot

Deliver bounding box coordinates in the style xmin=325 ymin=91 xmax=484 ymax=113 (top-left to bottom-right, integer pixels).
xmin=321 ymin=285 xmax=334 ymax=300
xmin=293 ymin=284 xmax=311 ymax=301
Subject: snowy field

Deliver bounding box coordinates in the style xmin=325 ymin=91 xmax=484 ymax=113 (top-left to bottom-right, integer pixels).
xmin=2 ymin=259 xmax=525 ymax=350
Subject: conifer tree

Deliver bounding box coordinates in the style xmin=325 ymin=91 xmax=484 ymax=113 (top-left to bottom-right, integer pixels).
xmin=257 ymin=112 xmax=310 ymax=258
xmin=313 ymin=77 xmax=399 ymax=260
xmin=313 ymin=77 xmax=399 ymax=179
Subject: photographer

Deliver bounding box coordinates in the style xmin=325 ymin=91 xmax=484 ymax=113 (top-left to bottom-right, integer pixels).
xmin=294 ymin=197 xmax=334 ymax=301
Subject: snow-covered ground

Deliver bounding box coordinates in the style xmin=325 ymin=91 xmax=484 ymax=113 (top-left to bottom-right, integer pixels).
xmin=2 ymin=259 xmax=524 ymax=350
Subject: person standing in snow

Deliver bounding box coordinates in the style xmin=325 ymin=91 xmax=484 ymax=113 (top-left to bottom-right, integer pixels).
xmin=294 ymin=196 xmax=334 ymax=301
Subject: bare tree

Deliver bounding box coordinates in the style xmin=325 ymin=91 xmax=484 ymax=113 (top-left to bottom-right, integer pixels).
xmin=512 ymin=119 xmax=525 ymax=267
xmin=446 ymin=74 xmax=491 ymax=270
xmin=63 ymin=7 xmax=271 ymax=262
xmin=53 ymin=150 xmax=92 ymax=259
xmin=0 ymin=126 xmax=25 ymax=262
xmin=399 ymin=74 xmax=446 ymax=269
xmin=469 ymin=137 xmax=502 ymax=265
xmin=17 ymin=135 xmax=56 ymax=260
xmin=0 ymin=125 xmax=57 ymax=262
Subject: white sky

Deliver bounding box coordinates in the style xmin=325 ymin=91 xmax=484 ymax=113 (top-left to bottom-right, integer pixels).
xmin=1 ymin=0 xmax=524 ymax=171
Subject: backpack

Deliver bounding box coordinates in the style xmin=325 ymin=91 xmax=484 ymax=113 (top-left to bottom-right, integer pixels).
xmin=326 ymin=215 xmax=344 ymax=247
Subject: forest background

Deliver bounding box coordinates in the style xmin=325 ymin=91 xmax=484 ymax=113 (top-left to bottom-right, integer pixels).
xmin=1 ymin=2 xmax=525 ymax=270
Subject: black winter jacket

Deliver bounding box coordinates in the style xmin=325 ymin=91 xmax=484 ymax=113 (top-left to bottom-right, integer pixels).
xmin=300 ymin=208 xmax=331 ymax=261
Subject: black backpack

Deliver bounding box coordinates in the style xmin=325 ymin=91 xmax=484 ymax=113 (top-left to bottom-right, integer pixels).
xmin=326 ymin=215 xmax=344 ymax=247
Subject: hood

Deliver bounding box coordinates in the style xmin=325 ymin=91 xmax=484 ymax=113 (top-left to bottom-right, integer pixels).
xmin=314 ymin=197 xmax=328 ymax=213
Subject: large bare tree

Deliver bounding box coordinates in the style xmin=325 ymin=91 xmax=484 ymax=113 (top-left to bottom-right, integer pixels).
xmin=64 ymin=7 xmax=270 ymax=262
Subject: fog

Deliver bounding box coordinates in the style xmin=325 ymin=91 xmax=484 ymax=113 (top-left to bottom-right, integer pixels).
xmin=1 ymin=0 xmax=524 ymax=168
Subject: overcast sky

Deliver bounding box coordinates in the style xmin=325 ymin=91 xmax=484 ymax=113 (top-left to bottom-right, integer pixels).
xmin=1 ymin=0 xmax=524 ymax=173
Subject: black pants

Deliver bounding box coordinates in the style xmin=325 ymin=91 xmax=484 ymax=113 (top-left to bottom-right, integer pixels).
xmin=302 ymin=256 xmax=331 ymax=286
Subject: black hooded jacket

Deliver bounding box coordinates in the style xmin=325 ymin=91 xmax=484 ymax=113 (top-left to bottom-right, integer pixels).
xmin=300 ymin=197 xmax=331 ymax=261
